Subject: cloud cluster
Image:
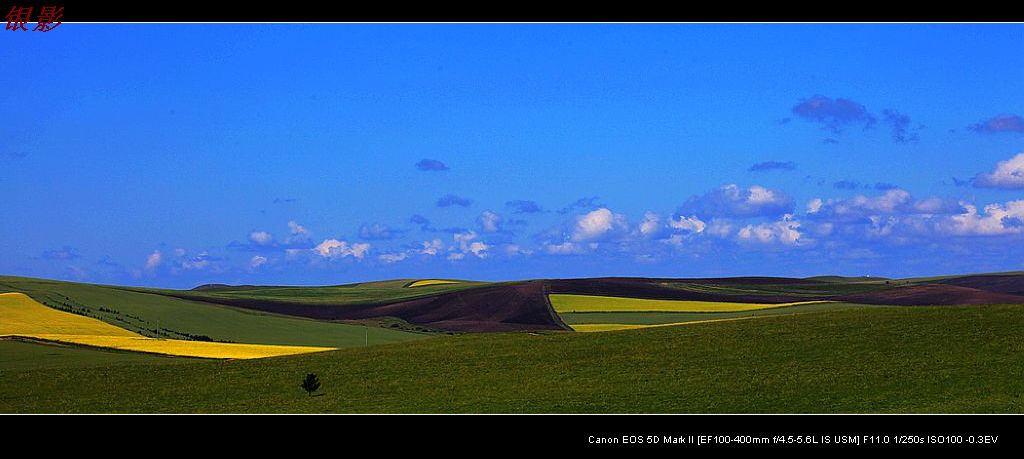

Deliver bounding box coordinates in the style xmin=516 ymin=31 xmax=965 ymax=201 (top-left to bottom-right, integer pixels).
xmin=478 ymin=211 xmax=502 ymax=233
xmin=558 ymin=196 xmax=602 ymax=215
xmin=974 ymin=152 xmax=1024 ymax=189
xmin=448 ymin=231 xmax=489 ymax=260
xmin=572 ymin=208 xmax=629 ymax=242
xmin=678 ymin=184 xmax=793 ymax=219
xmin=970 ymin=115 xmax=1024 ymax=134
xmin=749 ymin=161 xmax=796 ymax=172
xmin=314 ymin=239 xmax=370 ymax=259
xmin=415 ymin=159 xmax=449 ymax=171
xmin=807 ymin=188 xmax=962 ymax=222
xmin=738 ymin=215 xmax=804 ymax=246
xmin=506 ymin=199 xmax=543 ymax=214
xmin=882 ymin=109 xmax=920 ymax=144
xmin=437 ymin=194 xmax=473 ymax=208
xmin=791 ymin=95 xmax=875 ymax=134
xmin=941 ymin=201 xmax=1024 ymax=236
xmin=145 ymin=250 xmax=162 ymax=271
xmin=359 ymin=223 xmax=403 ymax=240
xmin=249 ymin=255 xmax=268 ymax=270
xmin=377 ymin=239 xmax=444 ymax=264
xmin=249 ymin=231 xmax=273 ymax=245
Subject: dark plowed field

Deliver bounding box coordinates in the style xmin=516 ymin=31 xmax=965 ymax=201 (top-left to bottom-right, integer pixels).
xmin=837 ymin=284 xmax=1024 ymax=305
xmin=149 ymin=281 xmax=568 ymax=333
xmin=936 ymin=274 xmax=1024 ymax=296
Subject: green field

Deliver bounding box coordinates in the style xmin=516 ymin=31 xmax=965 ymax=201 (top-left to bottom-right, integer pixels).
xmin=0 ymin=339 xmax=190 ymax=372
xmin=659 ymin=281 xmax=892 ymax=297
xmin=126 ymin=278 xmax=490 ymax=306
xmin=0 ymin=276 xmax=427 ymax=348
xmin=4 ymin=304 xmax=1024 ymax=413
xmin=559 ymin=302 xmax=873 ymax=325
xmin=549 ymin=293 xmax=828 ymax=313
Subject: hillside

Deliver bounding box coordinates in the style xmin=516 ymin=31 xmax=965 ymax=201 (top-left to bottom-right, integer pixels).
xmin=4 ymin=304 xmax=1024 ymax=413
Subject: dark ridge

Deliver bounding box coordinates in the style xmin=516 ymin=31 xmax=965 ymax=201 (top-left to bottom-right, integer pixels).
xmin=192 ymin=284 xmax=231 ymax=291
xmin=545 ymin=278 xmax=810 ymax=303
xmin=837 ymin=284 xmax=1024 ymax=306
xmin=936 ymin=274 xmax=1024 ymax=296
xmin=559 ymin=276 xmax=824 ymax=286
xmin=191 ymin=284 xmax=261 ymax=291
xmin=806 ymin=275 xmax=891 ymax=282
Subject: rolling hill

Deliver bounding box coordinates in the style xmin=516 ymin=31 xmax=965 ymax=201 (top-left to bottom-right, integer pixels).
xmin=3 ymin=272 xmax=1024 ymax=412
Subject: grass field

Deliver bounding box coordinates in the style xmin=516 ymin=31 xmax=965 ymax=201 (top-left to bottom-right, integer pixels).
xmin=660 ymin=281 xmax=889 ymax=297
xmin=0 ymin=293 xmax=336 ymax=359
xmin=3 ymin=304 xmax=1024 ymax=413
xmin=0 ymin=339 xmax=186 ymax=371
xmin=0 ymin=276 xmax=427 ymax=348
xmin=127 ymin=278 xmax=489 ymax=306
xmin=559 ymin=301 xmax=871 ymax=332
xmin=569 ymin=316 xmax=765 ymax=332
xmin=559 ymin=302 xmax=872 ymax=326
xmin=549 ymin=293 xmax=827 ymax=313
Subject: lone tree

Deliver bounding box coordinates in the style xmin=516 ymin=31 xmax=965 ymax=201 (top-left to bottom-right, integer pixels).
xmin=301 ymin=373 xmax=321 ymax=397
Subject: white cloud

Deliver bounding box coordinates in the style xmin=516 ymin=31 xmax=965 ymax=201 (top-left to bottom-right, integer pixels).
xmin=679 ymin=184 xmax=793 ymax=218
xmin=668 ymin=215 xmax=706 ymax=233
xmin=503 ymin=244 xmax=532 ymax=256
xmin=467 ymin=242 xmax=488 ymax=257
xmin=379 ymin=252 xmax=409 ymax=263
xmin=288 ymin=220 xmax=310 ymax=236
xmin=809 ymin=189 xmax=961 ymax=220
xmin=375 ymin=239 xmax=444 ymax=264
xmin=144 ymin=250 xmax=162 ymax=271
xmin=249 ymin=231 xmax=273 ymax=245
xmin=419 ymin=239 xmax=443 ymax=256
xmin=249 ymin=255 xmax=267 ymax=269
xmin=314 ymin=239 xmax=370 ymax=259
xmin=449 ymin=231 xmax=490 ymax=260
xmin=638 ymin=212 xmax=661 ymax=237
xmin=478 ymin=210 xmax=502 ymax=233
xmin=545 ymin=241 xmax=584 ymax=255
xmin=662 ymin=234 xmax=686 ymax=247
xmin=807 ymin=198 xmax=823 ymax=214
xmin=180 ymin=258 xmax=210 ymax=270
xmin=940 ymin=200 xmax=1024 ymax=236
xmin=706 ymin=219 xmax=735 ymax=238
xmin=975 ymin=152 xmax=1024 ymax=189
xmin=572 ymin=208 xmax=628 ymax=242
xmin=737 ymin=214 xmax=805 ymax=245
xmin=845 ymin=189 xmax=911 ymax=214
xmin=747 ymin=185 xmax=779 ymax=204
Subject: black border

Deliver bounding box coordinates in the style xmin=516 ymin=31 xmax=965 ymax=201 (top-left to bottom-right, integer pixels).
xmin=1 ymin=2 xmax=1021 ymax=22
xmin=3 ymin=414 xmax=1022 ymax=453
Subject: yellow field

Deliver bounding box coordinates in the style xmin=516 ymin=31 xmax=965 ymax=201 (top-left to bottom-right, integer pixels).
xmin=549 ymin=294 xmax=828 ymax=313
xmin=0 ymin=292 xmax=335 ymax=359
xmin=407 ymin=279 xmax=461 ymax=287
xmin=570 ymin=316 xmax=762 ymax=333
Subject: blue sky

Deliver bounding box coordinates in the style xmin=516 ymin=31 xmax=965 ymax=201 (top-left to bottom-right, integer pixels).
xmin=2 ymin=24 xmax=1024 ymax=288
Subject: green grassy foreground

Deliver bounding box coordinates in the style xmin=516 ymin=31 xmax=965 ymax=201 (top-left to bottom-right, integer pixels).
xmin=0 ymin=276 xmax=427 ymax=348
xmin=3 ymin=304 xmax=1023 ymax=413
xmin=0 ymin=339 xmax=194 ymax=371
